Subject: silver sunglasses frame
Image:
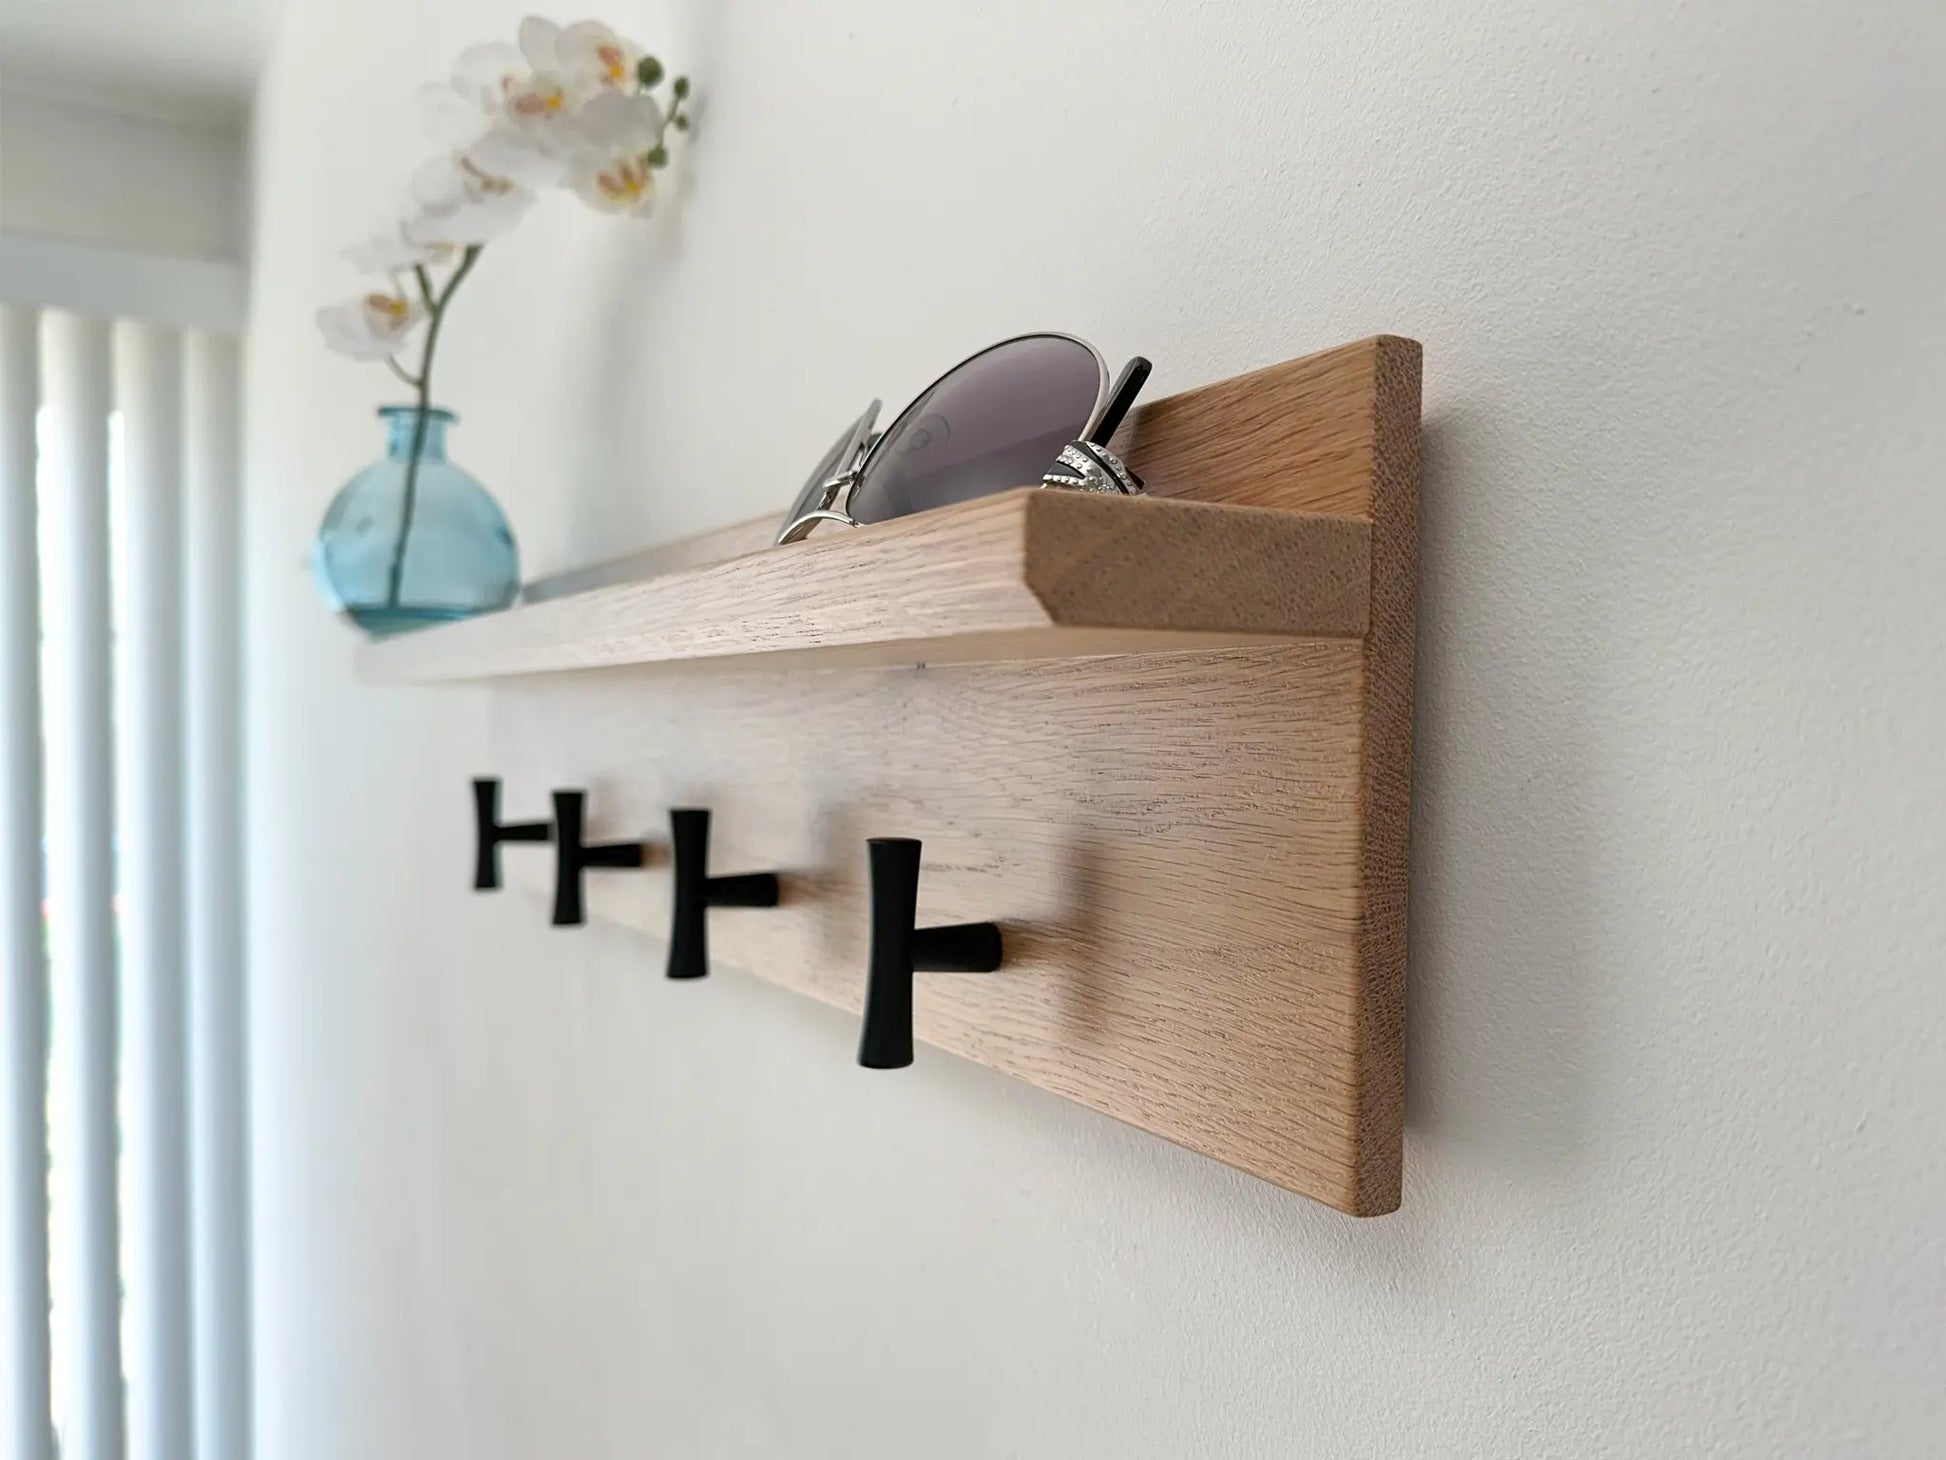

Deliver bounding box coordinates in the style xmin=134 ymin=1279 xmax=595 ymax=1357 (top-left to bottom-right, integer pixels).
xmin=775 ymin=331 xmax=1119 ymax=546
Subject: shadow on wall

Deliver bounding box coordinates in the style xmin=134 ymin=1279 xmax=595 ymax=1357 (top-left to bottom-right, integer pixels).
xmin=1403 ymin=402 xmax=1597 ymax=1179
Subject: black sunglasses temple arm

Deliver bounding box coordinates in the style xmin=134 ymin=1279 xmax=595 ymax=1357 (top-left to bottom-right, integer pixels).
xmin=1089 ymin=357 xmax=1152 ymax=446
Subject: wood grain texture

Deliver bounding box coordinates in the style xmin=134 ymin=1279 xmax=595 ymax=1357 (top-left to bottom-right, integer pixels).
xmin=395 ymin=335 xmax=1421 ymax=1214
xmin=1117 ymin=338 xmax=1401 ymax=514
xmin=491 ymin=643 xmax=1375 ymax=1207
xmin=360 ymin=491 xmax=1371 ymax=683
xmin=1349 ymin=335 xmax=1419 ymax=1213
xmin=521 ymin=514 xmax=779 ymax=603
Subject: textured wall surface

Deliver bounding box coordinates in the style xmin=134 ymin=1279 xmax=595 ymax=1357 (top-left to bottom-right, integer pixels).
xmin=242 ymin=2 xmax=1946 ymax=1455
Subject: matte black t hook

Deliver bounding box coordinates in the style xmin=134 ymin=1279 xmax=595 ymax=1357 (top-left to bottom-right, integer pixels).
xmin=667 ymin=808 xmax=780 ymax=980
xmin=859 ymin=837 xmax=1003 ymax=1069
xmin=472 ymin=778 xmax=550 ymax=891
xmin=550 ymin=789 xmax=647 ymax=927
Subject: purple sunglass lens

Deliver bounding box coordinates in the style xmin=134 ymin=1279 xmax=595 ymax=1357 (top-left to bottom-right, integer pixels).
xmin=848 ymin=336 xmax=1102 ymax=526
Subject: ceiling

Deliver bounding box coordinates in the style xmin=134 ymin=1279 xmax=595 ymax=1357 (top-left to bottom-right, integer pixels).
xmin=0 ymin=0 xmax=280 ymax=121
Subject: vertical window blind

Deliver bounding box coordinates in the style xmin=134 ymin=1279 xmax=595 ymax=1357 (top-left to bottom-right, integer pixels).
xmin=0 ymin=304 xmax=245 ymax=1460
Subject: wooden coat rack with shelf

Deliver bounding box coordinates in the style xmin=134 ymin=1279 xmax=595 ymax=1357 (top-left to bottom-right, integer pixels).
xmin=362 ymin=334 xmax=1421 ymax=1216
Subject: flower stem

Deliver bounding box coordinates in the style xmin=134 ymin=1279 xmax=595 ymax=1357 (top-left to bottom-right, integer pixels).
xmin=386 ymin=245 xmax=481 ymax=609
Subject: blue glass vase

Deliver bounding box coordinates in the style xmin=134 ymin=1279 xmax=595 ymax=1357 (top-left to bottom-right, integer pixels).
xmin=311 ymin=405 xmax=519 ymax=637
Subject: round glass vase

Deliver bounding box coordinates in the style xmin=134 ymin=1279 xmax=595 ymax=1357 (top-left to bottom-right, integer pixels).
xmin=311 ymin=405 xmax=520 ymax=638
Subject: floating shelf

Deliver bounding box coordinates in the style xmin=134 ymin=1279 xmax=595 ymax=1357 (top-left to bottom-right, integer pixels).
xmin=360 ymin=489 xmax=1373 ymax=682
xmin=370 ymin=335 xmax=1421 ymax=1217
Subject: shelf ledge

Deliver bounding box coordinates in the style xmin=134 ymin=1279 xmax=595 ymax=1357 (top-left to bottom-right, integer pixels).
xmin=358 ymin=488 xmax=1371 ymax=683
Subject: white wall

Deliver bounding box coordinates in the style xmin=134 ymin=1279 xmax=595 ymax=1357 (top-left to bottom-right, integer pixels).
xmin=242 ymin=2 xmax=1946 ymax=1456
xmin=0 ymin=89 xmax=247 ymax=259
xmin=0 ymin=0 xmax=278 ymax=125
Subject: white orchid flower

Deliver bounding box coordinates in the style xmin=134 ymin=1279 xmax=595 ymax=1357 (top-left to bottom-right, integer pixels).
xmin=564 ymin=89 xmax=663 ymax=216
xmin=468 ymin=125 xmax=569 ymax=188
xmin=573 ymin=88 xmax=661 ymax=154
xmin=320 ymin=20 xmax=692 ymax=400
xmin=451 ymin=41 xmax=526 ymax=114
xmin=405 ymin=153 xmax=535 ymax=246
xmin=416 ymin=43 xmax=538 ymax=148
xmin=317 ymin=288 xmax=426 ymax=361
xmin=419 ymin=35 xmax=575 ymax=153
xmin=517 ymin=16 xmax=562 ymax=72
xmin=570 ymin=154 xmax=655 ymax=216
xmin=503 ymin=70 xmax=572 ymax=127
xmin=342 ymin=216 xmax=452 ymax=274
xmin=519 ymin=16 xmax=644 ymax=101
xmin=557 ymin=20 xmax=644 ymax=96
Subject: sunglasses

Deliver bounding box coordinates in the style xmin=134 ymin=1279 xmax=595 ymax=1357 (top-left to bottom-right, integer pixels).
xmin=775 ymin=332 xmax=1152 ymax=546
